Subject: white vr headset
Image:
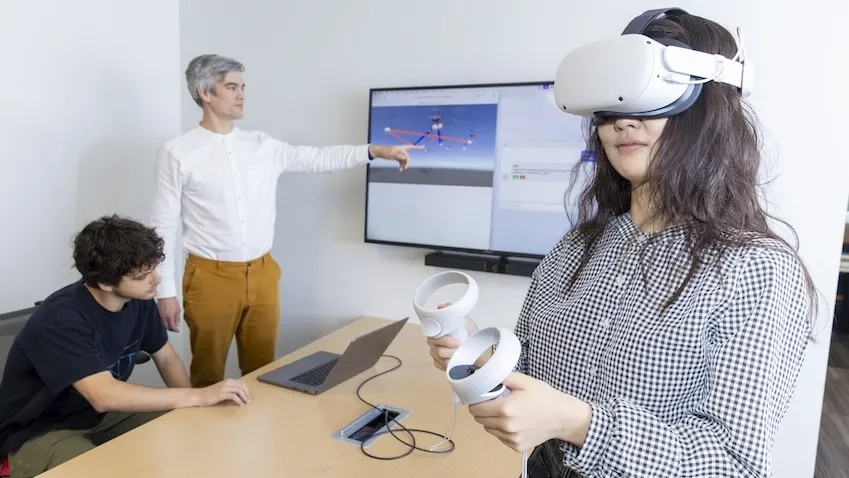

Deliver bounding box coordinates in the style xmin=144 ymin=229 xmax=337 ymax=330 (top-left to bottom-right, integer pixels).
xmin=554 ymin=8 xmax=752 ymax=122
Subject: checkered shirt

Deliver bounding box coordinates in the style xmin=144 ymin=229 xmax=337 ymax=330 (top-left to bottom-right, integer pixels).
xmin=513 ymin=213 xmax=812 ymax=477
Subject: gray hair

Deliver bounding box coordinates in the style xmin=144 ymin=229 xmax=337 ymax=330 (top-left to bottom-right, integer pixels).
xmin=185 ymin=54 xmax=245 ymax=107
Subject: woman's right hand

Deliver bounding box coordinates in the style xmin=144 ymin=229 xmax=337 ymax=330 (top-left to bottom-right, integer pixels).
xmin=426 ymin=303 xmax=479 ymax=371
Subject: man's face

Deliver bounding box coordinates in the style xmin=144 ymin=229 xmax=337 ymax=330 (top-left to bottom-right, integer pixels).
xmin=110 ymin=266 xmax=161 ymax=301
xmin=201 ymin=71 xmax=245 ymax=120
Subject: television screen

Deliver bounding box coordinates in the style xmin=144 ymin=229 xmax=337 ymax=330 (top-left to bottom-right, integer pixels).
xmin=364 ymin=82 xmax=589 ymax=258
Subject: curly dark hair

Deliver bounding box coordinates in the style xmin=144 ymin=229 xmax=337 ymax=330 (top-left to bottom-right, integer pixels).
xmin=72 ymin=215 xmax=165 ymax=287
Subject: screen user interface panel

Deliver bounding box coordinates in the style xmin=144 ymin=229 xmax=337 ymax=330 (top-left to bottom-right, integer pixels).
xmin=365 ymin=83 xmax=588 ymax=257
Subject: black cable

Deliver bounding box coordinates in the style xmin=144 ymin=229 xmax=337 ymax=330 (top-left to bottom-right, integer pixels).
xmin=354 ymin=354 xmax=456 ymax=460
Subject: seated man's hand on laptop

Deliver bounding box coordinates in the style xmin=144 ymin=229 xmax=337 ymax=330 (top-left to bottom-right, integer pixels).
xmin=426 ymin=303 xmax=479 ymax=371
xmin=196 ymin=379 xmax=252 ymax=407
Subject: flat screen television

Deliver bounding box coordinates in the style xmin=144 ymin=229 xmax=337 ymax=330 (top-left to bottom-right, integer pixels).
xmin=363 ymin=81 xmax=589 ymax=265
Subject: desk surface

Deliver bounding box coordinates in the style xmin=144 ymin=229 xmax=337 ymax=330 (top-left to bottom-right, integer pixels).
xmin=40 ymin=317 xmax=523 ymax=478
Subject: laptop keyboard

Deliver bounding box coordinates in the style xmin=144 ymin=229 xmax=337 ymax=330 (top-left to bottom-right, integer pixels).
xmin=291 ymin=358 xmax=339 ymax=386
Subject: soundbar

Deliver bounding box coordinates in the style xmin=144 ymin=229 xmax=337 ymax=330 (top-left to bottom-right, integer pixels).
xmin=424 ymin=251 xmax=540 ymax=278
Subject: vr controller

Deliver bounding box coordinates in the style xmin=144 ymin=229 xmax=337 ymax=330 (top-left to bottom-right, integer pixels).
xmin=413 ymin=271 xmax=520 ymax=405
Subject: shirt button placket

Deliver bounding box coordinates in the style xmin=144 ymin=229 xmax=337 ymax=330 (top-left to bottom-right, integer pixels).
xmin=598 ymin=243 xmax=636 ymax=385
xmin=224 ymin=137 xmax=247 ymax=249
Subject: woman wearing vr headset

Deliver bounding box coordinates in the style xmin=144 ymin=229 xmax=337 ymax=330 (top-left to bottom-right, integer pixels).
xmin=427 ymin=9 xmax=817 ymax=478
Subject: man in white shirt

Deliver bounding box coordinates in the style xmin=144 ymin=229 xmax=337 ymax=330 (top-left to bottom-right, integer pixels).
xmin=150 ymin=54 xmax=417 ymax=387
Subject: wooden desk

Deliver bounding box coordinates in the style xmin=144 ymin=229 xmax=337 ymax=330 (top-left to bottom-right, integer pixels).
xmin=40 ymin=317 xmax=522 ymax=478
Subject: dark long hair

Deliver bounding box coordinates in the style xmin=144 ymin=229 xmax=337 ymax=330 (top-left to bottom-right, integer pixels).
xmin=564 ymin=13 xmax=819 ymax=319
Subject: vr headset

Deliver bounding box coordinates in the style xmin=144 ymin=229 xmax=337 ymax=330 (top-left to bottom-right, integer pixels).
xmin=553 ymin=8 xmax=752 ymax=122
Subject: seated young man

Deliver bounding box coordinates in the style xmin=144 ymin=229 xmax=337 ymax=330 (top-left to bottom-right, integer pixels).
xmin=0 ymin=215 xmax=252 ymax=478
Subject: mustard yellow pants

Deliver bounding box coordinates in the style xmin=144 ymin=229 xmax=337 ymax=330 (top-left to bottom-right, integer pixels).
xmin=182 ymin=252 xmax=282 ymax=387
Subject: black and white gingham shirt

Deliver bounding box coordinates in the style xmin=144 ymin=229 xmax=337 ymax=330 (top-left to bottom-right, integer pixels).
xmin=514 ymin=212 xmax=812 ymax=477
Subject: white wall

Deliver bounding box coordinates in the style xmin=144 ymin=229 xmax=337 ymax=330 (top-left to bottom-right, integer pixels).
xmin=179 ymin=0 xmax=849 ymax=476
xmin=0 ymin=1 xmax=183 ymax=385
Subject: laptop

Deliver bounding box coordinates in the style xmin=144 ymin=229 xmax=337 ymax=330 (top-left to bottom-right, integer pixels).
xmin=257 ymin=317 xmax=409 ymax=395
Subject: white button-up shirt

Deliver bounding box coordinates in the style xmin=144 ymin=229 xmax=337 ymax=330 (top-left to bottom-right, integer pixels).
xmin=150 ymin=125 xmax=371 ymax=298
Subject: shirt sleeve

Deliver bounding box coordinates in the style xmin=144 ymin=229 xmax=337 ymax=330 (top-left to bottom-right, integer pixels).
xmin=140 ymin=301 xmax=169 ymax=355
xmin=513 ymin=274 xmax=539 ymax=374
xmin=270 ymin=136 xmax=371 ymax=174
xmin=150 ymin=145 xmax=183 ymax=299
xmin=562 ymin=247 xmax=813 ymax=477
xmin=21 ymin=311 xmax=109 ymax=395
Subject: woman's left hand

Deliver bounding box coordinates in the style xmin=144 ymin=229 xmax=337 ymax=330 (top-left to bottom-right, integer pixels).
xmin=468 ymin=372 xmax=593 ymax=452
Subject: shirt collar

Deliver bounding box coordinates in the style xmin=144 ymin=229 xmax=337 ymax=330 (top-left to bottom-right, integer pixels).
xmin=614 ymin=212 xmax=645 ymax=242
xmin=193 ymin=123 xmax=238 ymax=140
xmin=614 ymin=212 xmax=688 ymax=245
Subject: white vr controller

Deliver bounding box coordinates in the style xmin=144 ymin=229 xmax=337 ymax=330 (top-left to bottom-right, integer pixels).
xmin=413 ymin=271 xmax=521 ymax=405
xmin=413 ymin=270 xmax=479 ymax=342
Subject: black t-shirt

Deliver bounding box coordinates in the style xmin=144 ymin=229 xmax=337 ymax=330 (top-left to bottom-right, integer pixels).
xmin=0 ymin=280 xmax=168 ymax=457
